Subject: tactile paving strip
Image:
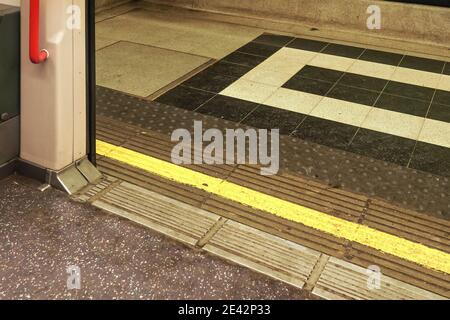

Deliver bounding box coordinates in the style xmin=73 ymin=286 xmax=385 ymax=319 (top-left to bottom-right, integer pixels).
xmin=93 ymin=116 xmax=450 ymax=298
xmin=96 ymin=113 xmax=450 ymax=237
xmin=76 ymin=177 xmax=447 ymax=300
xmin=227 ymin=165 xmax=450 ymax=253
xmin=364 ymin=200 xmax=450 ymax=253
xmin=96 ymin=86 xmax=450 ymax=220
xmin=83 ymin=179 xmax=221 ymax=246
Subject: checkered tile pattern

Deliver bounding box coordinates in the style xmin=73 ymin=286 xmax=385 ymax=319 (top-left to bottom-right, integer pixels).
xmin=157 ymin=33 xmax=450 ymax=177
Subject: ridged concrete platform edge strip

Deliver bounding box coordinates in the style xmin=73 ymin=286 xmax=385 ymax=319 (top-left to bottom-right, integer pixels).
xmin=80 ymin=177 xmax=221 ymax=246
xmin=76 ymin=176 xmax=447 ymax=300
xmin=313 ymin=257 xmax=447 ymax=300
xmin=203 ymin=220 xmax=322 ymax=289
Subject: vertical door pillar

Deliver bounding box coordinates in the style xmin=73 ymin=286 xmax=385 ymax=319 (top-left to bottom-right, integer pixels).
xmin=20 ymin=0 xmax=100 ymax=193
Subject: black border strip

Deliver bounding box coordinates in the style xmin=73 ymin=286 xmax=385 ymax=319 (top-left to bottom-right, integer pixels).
xmin=86 ymin=0 xmax=96 ymax=165
xmin=387 ymin=0 xmax=450 ymax=8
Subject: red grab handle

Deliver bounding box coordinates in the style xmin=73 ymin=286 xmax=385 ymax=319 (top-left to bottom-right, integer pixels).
xmin=29 ymin=0 xmax=49 ymax=64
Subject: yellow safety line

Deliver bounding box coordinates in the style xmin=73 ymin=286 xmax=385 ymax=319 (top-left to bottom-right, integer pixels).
xmin=97 ymin=140 xmax=450 ymax=275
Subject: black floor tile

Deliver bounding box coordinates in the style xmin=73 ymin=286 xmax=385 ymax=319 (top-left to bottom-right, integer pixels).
xmin=252 ymin=33 xmax=295 ymax=47
xmin=410 ymin=142 xmax=450 ymax=177
xmin=384 ymin=81 xmax=435 ymax=102
xmin=327 ymin=84 xmax=379 ymax=106
xmin=241 ymin=105 xmax=306 ymax=135
xmin=444 ymin=62 xmax=450 ymax=76
xmin=196 ymin=95 xmax=259 ymax=123
xmin=296 ymin=66 xmax=343 ymax=83
xmin=236 ymin=41 xmax=281 ymax=57
xmin=399 ymin=55 xmax=445 ymax=74
xmin=182 ymin=70 xmax=237 ymax=93
xmin=283 ymin=76 xmax=334 ymax=96
xmin=338 ymin=73 xmax=388 ymax=92
xmin=206 ymin=61 xmax=252 ymax=78
xmin=434 ymin=89 xmax=450 ymax=106
xmin=222 ymin=51 xmax=266 ymax=68
xmin=292 ymin=116 xmax=358 ymax=150
xmin=348 ymin=129 xmax=416 ymax=166
xmin=358 ymin=49 xmax=404 ymax=66
xmin=375 ymin=93 xmax=430 ymax=117
xmin=286 ymin=38 xmax=329 ymax=52
xmin=321 ymin=43 xmax=365 ymax=59
xmin=427 ymin=103 xmax=450 ymax=123
xmin=155 ymin=86 xmax=215 ymax=111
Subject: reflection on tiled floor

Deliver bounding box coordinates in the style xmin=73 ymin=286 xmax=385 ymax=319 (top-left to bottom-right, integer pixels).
xmin=96 ymin=41 xmax=210 ymax=97
xmin=156 ymin=33 xmax=450 ymax=177
xmin=96 ymin=37 xmax=118 ymax=51
xmin=96 ymin=8 xmax=262 ymax=59
xmin=95 ymin=5 xmax=264 ymax=98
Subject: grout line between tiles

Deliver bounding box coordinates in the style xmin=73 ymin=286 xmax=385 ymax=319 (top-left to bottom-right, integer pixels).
xmin=407 ymin=89 xmax=439 ymax=169
xmin=114 ymin=39 xmax=215 ymax=61
xmin=146 ymin=59 xmax=217 ymax=100
xmin=96 ymin=40 xmax=121 ymax=52
xmin=196 ymin=217 xmax=228 ymax=248
xmin=304 ymin=254 xmax=330 ymax=292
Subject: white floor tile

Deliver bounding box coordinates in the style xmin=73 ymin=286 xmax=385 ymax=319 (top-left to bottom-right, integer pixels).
xmin=391 ymin=68 xmax=441 ymax=89
xmin=263 ymin=88 xmax=323 ymax=114
xmin=348 ymin=60 xmax=397 ymax=80
xmin=273 ymin=47 xmax=319 ymax=64
xmin=220 ymin=79 xmax=278 ymax=104
xmin=437 ymin=75 xmax=450 ymax=92
xmin=309 ymin=53 xmax=356 ymax=72
xmin=419 ymin=119 xmax=450 ymax=148
xmin=257 ymin=55 xmax=306 ymax=74
xmin=310 ymin=97 xmax=372 ymax=127
xmin=361 ymin=108 xmax=424 ymax=140
xmin=242 ymin=65 xmax=298 ymax=87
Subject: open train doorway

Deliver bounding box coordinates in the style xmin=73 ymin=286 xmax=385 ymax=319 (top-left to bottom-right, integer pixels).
xmin=1 ymin=0 xmax=449 ymax=301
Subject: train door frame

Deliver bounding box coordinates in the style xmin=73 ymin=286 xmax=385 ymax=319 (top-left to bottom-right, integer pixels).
xmin=86 ymin=0 xmax=96 ymax=165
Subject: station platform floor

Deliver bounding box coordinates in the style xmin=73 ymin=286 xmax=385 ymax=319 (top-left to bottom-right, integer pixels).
xmin=88 ymin=2 xmax=450 ymax=300
xmin=87 ymin=2 xmax=450 ymax=300
xmin=96 ymin=2 xmax=450 ymax=181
